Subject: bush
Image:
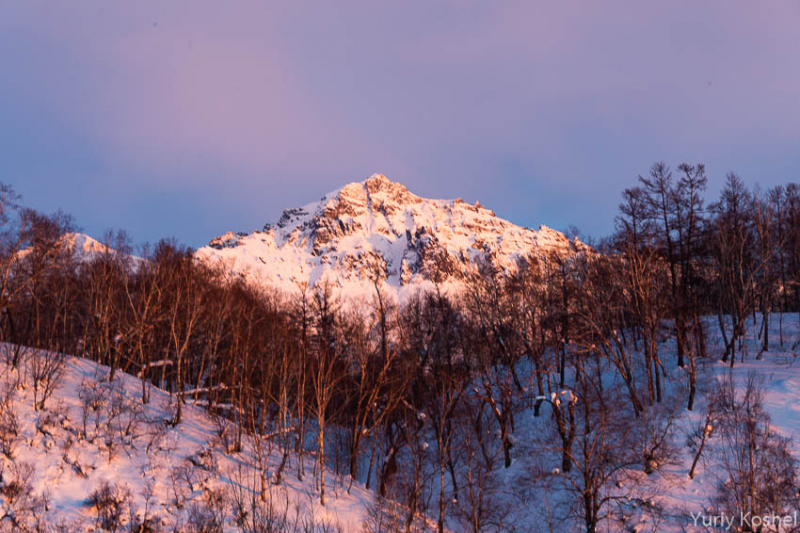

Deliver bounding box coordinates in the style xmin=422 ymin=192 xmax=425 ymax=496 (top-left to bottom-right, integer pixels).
xmin=0 ymin=406 xmax=20 ymax=459
xmin=28 ymin=349 xmax=66 ymax=412
xmin=0 ymin=461 xmax=48 ymax=532
xmin=185 ymin=488 xmax=227 ymax=533
xmin=86 ymin=481 xmax=133 ymax=532
xmin=0 ymin=379 xmax=20 ymax=459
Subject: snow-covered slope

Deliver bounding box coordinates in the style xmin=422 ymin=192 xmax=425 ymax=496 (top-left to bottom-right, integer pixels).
xmin=5 ymin=319 xmax=800 ymax=532
xmin=0 ymin=346 xmax=371 ymax=531
xmin=61 ymin=233 xmax=110 ymax=261
xmin=197 ymin=174 xmax=587 ymax=300
xmin=16 ymin=232 xmax=141 ymax=269
xmin=62 ymin=233 xmax=144 ymax=268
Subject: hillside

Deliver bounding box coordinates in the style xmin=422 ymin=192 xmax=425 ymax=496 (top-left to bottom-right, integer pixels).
xmin=3 ymin=318 xmax=800 ymax=532
xmin=0 ymin=345 xmax=372 ymax=532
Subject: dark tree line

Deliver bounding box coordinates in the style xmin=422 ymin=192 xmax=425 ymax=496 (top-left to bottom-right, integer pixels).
xmin=2 ymin=163 xmax=800 ymax=532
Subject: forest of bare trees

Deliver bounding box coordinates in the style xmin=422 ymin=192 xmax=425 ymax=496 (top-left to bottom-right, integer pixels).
xmin=2 ymin=162 xmax=800 ymax=532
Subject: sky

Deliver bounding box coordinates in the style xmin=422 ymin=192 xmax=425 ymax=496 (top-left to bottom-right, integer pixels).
xmin=2 ymin=1 xmax=799 ymax=247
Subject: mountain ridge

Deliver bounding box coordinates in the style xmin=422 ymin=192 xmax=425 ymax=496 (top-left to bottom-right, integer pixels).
xmin=196 ymin=174 xmax=588 ymax=300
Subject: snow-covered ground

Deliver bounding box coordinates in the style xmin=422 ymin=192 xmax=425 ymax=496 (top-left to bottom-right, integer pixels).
xmin=490 ymin=314 xmax=800 ymax=532
xmin=653 ymin=315 xmax=800 ymax=532
xmin=0 ymin=345 xmax=373 ymax=532
xmin=2 ymin=314 xmax=800 ymax=532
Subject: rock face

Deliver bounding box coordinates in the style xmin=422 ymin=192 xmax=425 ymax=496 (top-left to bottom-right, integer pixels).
xmin=197 ymin=174 xmax=587 ymax=300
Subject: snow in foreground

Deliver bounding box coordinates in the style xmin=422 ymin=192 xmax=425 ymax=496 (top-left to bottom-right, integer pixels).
xmin=3 ymin=314 xmax=800 ymax=532
xmin=0 ymin=346 xmax=373 ymax=532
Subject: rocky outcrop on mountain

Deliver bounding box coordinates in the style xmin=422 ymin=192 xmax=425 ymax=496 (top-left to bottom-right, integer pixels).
xmin=197 ymin=174 xmax=588 ymax=300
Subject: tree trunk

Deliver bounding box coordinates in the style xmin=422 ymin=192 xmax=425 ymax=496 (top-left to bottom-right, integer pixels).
xmin=318 ymin=421 xmax=326 ymax=506
xmin=689 ymin=413 xmax=712 ymax=479
xmin=687 ymin=356 xmax=697 ymax=411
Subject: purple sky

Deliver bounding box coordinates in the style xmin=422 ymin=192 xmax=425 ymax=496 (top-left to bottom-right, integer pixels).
xmin=3 ymin=1 xmax=799 ymax=246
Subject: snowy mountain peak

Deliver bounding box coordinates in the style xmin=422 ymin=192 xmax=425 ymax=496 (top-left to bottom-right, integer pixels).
xmin=198 ymin=175 xmax=587 ymax=300
xmin=16 ymin=232 xmax=112 ymax=264
xmin=363 ymin=172 xmax=413 ymax=196
xmin=63 ymin=232 xmax=110 ymax=258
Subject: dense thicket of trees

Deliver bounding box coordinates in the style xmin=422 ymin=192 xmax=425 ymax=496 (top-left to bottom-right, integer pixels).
xmin=2 ymin=163 xmax=800 ymax=532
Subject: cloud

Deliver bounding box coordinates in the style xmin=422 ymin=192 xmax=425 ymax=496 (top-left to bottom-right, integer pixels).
xmin=2 ymin=1 xmax=799 ymax=244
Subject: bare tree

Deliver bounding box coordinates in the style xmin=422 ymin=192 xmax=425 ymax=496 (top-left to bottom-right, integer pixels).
xmin=711 ymin=372 xmax=800 ymax=524
xmin=156 ymin=241 xmax=206 ymax=425
xmin=639 ymin=163 xmax=686 ymax=368
xmin=709 ymin=173 xmax=759 ymax=366
xmin=464 ymin=262 xmax=524 ymax=468
xmin=81 ymin=230 xmax=132 ymax=382
xmin=122 ymin=245 xmax=164 ymax=405
xmin=346 ymin=281 xmax=406 ymax=486
xmin=308 ymin=282 xmax=348 ymax=506
xmin=673 ymin=163 xmax=709 ymax=409
xmin=28 ymin=348 xmax=66 ymax=411
xmin=553 ymin=373 xmax=642 ymax=533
